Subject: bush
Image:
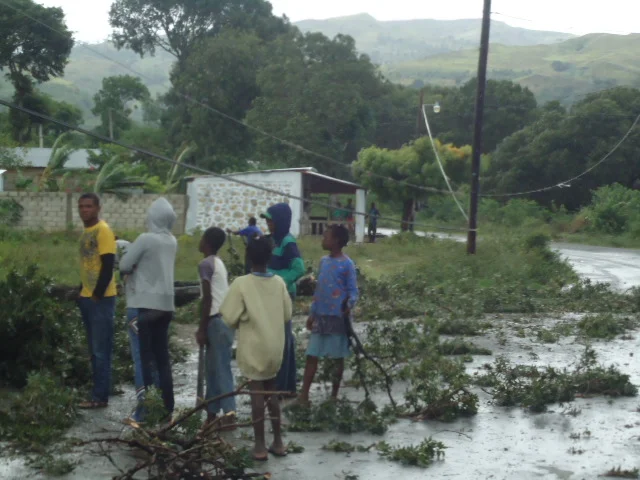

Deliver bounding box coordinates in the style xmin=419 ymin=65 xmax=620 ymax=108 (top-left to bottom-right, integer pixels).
xmin=0 ymin=266 xmax=91 ymax=388
xmin=0 ymin=372 xmax=79 ymax=449
xmin=581 ymin=184 xmax=640 ymax=235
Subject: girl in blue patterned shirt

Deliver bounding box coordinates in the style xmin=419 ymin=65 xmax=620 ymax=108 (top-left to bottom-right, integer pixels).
xmin=299 ymin=225 xmax=359 ymax=404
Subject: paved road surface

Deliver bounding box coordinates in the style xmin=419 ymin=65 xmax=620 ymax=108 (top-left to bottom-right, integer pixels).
xmin=377 ymin=229 xmax=640 ymax=291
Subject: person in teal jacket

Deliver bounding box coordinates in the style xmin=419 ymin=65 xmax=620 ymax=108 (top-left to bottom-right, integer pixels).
xmin=261 ymin=203 xmax=305 ymax=395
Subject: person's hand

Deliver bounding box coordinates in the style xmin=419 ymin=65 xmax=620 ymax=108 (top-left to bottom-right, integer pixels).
xmin=306 ymin=315 xmax=314 ymax=331
xmin=195 ymin=328 xmax=208 ymax=347
xmin=343 ymin=307 xmax=351 ymax=318
xmin=91 ymin=295 xmax=100 ymax=303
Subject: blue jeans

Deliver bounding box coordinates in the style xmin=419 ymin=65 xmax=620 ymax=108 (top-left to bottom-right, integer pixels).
xmin=205 ymin=315 xmax=236 ymax=415
xmin=78 ymin=296 xmax=116 ymax=403
xmin=127 ymin=309 xmax=159 ymax=410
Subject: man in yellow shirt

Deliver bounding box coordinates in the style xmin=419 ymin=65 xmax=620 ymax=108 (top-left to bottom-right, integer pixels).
xmin=77 ymin=193 xmax=117 ymax=409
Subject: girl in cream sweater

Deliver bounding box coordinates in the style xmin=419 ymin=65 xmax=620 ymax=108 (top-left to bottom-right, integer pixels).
xmin=220 ymin=237 xmax=292 ymax=461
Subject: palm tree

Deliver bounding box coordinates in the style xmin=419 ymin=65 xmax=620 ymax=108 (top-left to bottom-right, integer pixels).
xmin=37 ymin=133 xmax=77 ymax=191
xmin=92 ymin=154 xmax=147 ymax=199
xmin=163 ymin=144 xmax=195 ymax=193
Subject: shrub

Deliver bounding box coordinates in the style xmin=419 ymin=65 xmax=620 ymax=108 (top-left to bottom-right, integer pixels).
xmin=582 ymin=184 xmax=640 ymax=235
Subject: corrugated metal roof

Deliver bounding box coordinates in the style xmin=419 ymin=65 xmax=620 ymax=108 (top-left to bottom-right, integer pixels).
xmin=9 ymin=148 xmax=98 ymax=169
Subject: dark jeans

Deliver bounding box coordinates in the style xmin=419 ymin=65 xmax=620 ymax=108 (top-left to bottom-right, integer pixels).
xmin=276 ymin=319 xmax=296 ymax=395
xmin=368 ymin=224 xmax=377 ymax=243
xmin=138 ymin=309 xmax=175 ymax=414
xmin=78 ymin=297 xmax=116 ymax=403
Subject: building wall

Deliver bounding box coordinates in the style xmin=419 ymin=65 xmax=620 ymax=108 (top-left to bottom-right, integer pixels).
xmin=1 ymin=169 xmax=42 ymax=191
xmin=0 ymin=192 xmax=188 ymax=234
xmin=185 ymin=172 xmax=303 ymax=235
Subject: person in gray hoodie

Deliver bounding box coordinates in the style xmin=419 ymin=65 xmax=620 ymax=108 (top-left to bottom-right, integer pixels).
xmin=120 ymin=198 xmax=178 ymax=420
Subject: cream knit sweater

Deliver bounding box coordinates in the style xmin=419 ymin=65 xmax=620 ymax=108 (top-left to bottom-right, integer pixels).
xmin=220 ymin=274 xmax=292 ymax=381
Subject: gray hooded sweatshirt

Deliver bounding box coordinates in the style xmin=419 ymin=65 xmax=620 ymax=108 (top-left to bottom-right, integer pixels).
xmin=119 ymin=198 xmax=178 ymax=312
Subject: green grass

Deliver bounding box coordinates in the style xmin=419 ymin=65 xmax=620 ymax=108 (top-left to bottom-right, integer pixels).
xmin=0 ymin=228 xmax=478 ymax=285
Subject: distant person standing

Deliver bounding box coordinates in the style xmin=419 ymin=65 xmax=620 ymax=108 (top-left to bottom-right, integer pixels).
xmin=345 ymin=199 xmax=355 ymax=236
xmin=77 ymin=193 xmax=117 ymax=410
xmin=227 ymin=217 xmax=263 ymax=274
xmin=368 ymin=203 xmax=380 ymax=243
xmin=119 ymin=198 xmax=178 ymax=422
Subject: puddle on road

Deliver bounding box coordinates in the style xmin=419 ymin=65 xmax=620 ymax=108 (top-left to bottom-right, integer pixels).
xmin=2 ymin=319 xmax=640 ymax=480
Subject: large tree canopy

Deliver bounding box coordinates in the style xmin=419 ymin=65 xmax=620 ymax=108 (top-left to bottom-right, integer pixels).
xmin=0 ymin=0 xmax=74 ymax=141
xmin=109 ymin=0 xmax=288 ymax=65
xmin=486 ymin=87 xmax=640 ymax=210
xmin=246 ymin=32 xmax=385 ymax=176
xmin=164 ymin=30 xmax=264 ymax=171
xmin=430 ymin=79 xmax=538 ymax=153
xmin=353 ymin=137 xmax=472 ymax=227
xmin=92 ymin=75 xmax=151 ymax=138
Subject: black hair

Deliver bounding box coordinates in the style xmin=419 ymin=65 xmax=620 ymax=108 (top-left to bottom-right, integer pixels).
xmin=79 ymin=192 xmax=100 ymax=206
xmin=246 ymin=236 xmax=272 ymax=267
xmin=202 ymin=227 xmax=226 ymax=254
xmin=248 ymin=217 xmax=257 ymax=226
xmin=329 ymin=224 xmax=350 ymax=248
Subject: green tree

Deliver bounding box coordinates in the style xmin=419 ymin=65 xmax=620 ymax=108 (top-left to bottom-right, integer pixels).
xmin=0 ymin=0 xmax=73 ymax=142
xmin=247 ymin=31 xmax=385 ymax=175
xmin=353 ymin=138 xmax=471 ymax=229
xmin=433 ymin=79 xmax=537 ymax=153
xmin=164 ymin=30 xmax=264 ymax=171
xmin=92 ymin=75 xmax=150 ymax=139
xmin=109 ymin=0 xmax=288 ymax=66
xmin=487 ymin=87 xmax=640 ymax=210
xmin=36 ymin=133 xmax=77 ymax=191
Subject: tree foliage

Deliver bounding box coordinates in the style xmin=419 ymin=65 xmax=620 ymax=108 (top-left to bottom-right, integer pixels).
xmin=164 ymin=30 xmax=264 ymax=171
xmin=353 ymin=138 xmax=472 ymax=226
xmin=92 ymin=75 xmax=150 ymax=138
xmin=246 ymin=32 xmax=385 ymax=175
xmin=109 ymin=0 xmax=288 ymax=65
xmin=486 ymin=87 xmax=640 ymax=210
xmin=0 ymin=0 xmax=73 ymax=141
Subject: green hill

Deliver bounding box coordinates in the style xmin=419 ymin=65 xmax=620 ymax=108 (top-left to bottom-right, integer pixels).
xmin=295 ymin=13 xmax=574 ymax=65
xmin=384 ymin=33 xmax=640 ymax=104
xmin=3 ymin=14 xmax=636 ymax=125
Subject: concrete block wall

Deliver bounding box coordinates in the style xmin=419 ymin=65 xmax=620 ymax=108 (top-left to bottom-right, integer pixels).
xmin=0 ymin=192 xmax=188 ymax=234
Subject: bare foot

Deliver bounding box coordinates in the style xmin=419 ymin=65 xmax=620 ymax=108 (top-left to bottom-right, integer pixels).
xmin=253 ymin=446 xmax=269 ymax=462
xmin=268 ymin=442 xmax=288 ymax=457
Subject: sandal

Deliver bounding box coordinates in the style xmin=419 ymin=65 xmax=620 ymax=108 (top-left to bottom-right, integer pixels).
xmin=252 ymin=453 xmax=269 ymax=462
xmin=78 ymin=400 xmax=108 ymax=409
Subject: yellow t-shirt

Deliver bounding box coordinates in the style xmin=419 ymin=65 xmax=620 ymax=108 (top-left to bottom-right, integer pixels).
xmin=79 ymin=220 xmax=117 ymax=298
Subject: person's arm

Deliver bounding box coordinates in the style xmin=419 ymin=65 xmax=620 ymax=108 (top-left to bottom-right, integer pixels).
xmin=196 ymin=260 xmax=214 ymax=346
xmin=220 ymin=280 xmax=244 ymax=330
xmin=93 ymin=225 xmax=117 ymax=300
xmin=276 ymin=243 xmax=306 ymax=285
xmin=119 ymin=235 xmax=146 ymax=274
xmin=344 ymin=261 xmax=359 ymax=312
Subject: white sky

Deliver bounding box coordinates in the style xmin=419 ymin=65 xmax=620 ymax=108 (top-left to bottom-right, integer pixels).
xmin=37 ymin=0 xmax=639 ymax=44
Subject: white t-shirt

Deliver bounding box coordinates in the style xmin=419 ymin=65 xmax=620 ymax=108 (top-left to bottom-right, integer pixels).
xmin=198 ymin=255 xmax=229 ymax=316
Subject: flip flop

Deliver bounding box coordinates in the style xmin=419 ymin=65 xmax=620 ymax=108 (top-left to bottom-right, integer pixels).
xmin=268 ymin=447 xmax=288 ymax=458
xmin=253 ymin=453 xmax=269 ymax=462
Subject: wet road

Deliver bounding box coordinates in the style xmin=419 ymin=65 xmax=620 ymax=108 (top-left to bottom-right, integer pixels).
xmin=2 ymin=235 xmax=640 ymax=479
xmin=378 ymin=228 xmax=640 ymax=291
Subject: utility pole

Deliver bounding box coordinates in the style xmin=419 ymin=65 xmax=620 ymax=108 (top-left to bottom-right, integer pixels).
xmin=108 ymin=108 xmax=114 ymax=140
xmin=467 ymin=0 xmax=492 ymax=254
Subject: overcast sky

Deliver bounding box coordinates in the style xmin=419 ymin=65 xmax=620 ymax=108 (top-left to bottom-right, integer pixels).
xmin=38 ymin=0 xmax=638 ymax=43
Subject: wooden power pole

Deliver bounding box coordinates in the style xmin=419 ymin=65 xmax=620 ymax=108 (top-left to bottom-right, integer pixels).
xmin=467 ymin=0 xmax=492 ymax=254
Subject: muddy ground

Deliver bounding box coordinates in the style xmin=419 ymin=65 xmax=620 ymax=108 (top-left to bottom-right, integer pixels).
xmin=1 ymin=242 xmax=640 ymax=479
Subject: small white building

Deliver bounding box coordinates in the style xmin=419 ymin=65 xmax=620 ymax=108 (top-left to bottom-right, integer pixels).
xmin=185 ymin=168 xmax=367 ymax=243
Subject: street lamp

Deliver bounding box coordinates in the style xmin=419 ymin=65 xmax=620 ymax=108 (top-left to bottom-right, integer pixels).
xmin=423 ymin=102 xmax=441 ymax=114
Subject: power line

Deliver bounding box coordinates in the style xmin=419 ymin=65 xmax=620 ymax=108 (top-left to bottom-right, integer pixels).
xmin=421 ymin=104 xmax=468 ymax=221
xmin=0 ymin=0 xmax=458 ymax=198
xmin=0 ymin=96 xmax=467 ymax=233
xmin=481 ymin=111 xmax=640 ymax=197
